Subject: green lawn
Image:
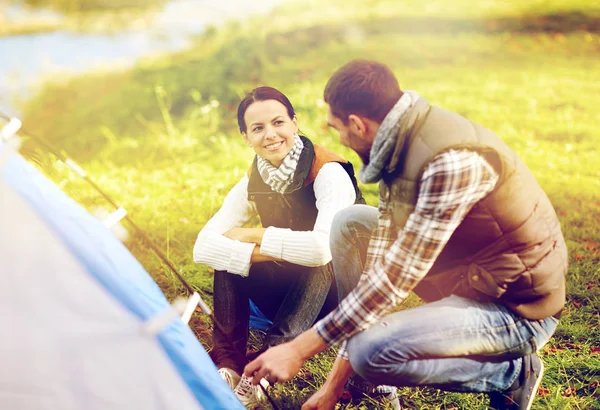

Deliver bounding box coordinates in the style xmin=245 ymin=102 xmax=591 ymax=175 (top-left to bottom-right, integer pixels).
xmin=16 ymin=0 xmax=600 ymax=408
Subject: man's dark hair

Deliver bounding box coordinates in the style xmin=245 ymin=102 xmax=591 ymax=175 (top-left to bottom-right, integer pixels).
xmin=237 ymin=86 xmax=295 ymax=133
xmin=324 ymin=60 xmax=403 ymax=124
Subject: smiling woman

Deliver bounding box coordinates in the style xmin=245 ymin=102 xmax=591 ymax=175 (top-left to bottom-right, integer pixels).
xmin=192 ymin=86 xmax=365 ymax=408
xmin=238 ymin=89 xmax=299 ymax=167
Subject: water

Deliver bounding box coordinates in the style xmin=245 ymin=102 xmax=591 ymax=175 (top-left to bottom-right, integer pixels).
xmin=0 ymin=0 xmax=285 ymax=117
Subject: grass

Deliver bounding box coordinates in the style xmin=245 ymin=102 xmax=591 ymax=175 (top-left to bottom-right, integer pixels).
xmin=14 ymin=0 xmax=600 ymax=408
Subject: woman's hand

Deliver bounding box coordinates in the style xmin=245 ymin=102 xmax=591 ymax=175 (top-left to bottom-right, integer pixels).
xmin=223 ymin=227 xmax=247 ymax=242
xmin=223 ymin=227 xmax=265 ymax=244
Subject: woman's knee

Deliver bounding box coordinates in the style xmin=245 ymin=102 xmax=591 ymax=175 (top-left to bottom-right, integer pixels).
xmin=331 ymin=207 xmax=357 ymax=241
xmin=330 ymin=205 xmax=377 ymax=247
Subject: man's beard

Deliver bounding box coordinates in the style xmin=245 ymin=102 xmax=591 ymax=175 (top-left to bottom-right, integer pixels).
xmin=347 ymin=130 xmax=370 ymax=165
xmin=358 ymin=151 xmax=370 ymax=165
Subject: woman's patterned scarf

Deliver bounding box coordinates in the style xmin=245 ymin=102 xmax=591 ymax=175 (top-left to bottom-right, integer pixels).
xmin=256 ymin=134 xmax=304 ymax=194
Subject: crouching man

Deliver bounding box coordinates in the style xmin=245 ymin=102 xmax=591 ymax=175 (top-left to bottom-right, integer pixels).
xmin=244 ymin=60 xmax=567 ymax=410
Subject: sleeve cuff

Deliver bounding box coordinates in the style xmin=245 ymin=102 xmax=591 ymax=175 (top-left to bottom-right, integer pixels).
xmin=337 ymin=341 xmax=349 ymax=360
xmin=313 ymin=317 xmax=337 ymax=346
xmin=259 ymin=226 xmax=288 ymax=259
xmin=227 ymin=240 xmax=255 ymax=276
xmin=315 ymin=320 xmax=349 ymax=360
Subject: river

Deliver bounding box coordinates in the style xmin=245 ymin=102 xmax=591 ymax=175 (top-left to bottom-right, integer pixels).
xmin=0 ymin=0 xmax=285 ymax=117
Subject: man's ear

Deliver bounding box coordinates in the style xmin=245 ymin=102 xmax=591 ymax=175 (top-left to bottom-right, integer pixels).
xmin=348 ymin=114 xmax=367 ymax=137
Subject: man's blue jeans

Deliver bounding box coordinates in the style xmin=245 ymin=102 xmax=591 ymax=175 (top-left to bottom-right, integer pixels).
xmin=331 ymin=205 xmax=559 ymax=393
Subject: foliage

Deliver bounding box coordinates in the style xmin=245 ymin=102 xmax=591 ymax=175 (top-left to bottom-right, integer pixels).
xmin=19 ymin=0 xmax=600 ymax=408
xmin=23 ymin=0 xmax=166 ymax=12
xmin=0 ymin=19 xmax=59 ymax=36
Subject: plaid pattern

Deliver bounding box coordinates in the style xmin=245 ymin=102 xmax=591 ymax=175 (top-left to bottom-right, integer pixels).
xmin=314 ymin=149 xmax=499 ymax=358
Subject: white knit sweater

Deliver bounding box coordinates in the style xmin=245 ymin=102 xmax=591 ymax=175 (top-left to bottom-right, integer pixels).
xmin=193 ymin=162 xmax=357 ymax=276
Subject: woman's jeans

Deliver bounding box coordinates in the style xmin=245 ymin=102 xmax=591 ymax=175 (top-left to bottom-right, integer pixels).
xmin=211 ymin=260 xmax=336 ymax=374
xmin=331 ymin=205 xmax=559 ymax=393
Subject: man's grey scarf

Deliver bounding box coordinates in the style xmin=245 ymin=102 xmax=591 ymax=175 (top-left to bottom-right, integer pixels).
xmin=256 ymin=134 xmax=303 ymax=194
xmin=359 ymin=90 xmax=420 ymax=184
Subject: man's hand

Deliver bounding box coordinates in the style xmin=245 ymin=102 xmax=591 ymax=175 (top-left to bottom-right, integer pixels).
xmin=302 ymin=355 xmax=354 ymax=410
xmin=301 ymin=386 xmax=340 ymax=410
xmin=244 ymin=328 xmax=328 ymax=385
xmin=244 ymin=341 xmax=305 ymax=385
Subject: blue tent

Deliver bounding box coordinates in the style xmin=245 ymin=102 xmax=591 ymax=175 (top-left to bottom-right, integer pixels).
xmin=0 ymin=140 xmax=244 ymax=410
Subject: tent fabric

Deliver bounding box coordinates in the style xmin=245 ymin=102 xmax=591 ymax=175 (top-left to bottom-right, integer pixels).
xmin=0 ymin=142 xmax=243 ymax=410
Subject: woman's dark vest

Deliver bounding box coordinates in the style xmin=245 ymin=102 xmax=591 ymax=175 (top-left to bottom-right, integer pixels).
xmin=247 ymin=136 xmax=364 ymax=232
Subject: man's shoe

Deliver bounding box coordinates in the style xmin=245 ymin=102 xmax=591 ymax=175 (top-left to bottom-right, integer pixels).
xmin=339 ymin=381 xmax=401 ymax=409
xmin=218 ymin=367 xmax=241 ymax=390
xmin=233 ymin=373 xmax=269 ymax=409
xmin=488 ymin=354 xmax=545 ymax=410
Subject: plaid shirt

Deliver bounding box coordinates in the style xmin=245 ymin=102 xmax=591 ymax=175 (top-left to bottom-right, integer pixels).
xmin=314 ymin=149 xmax=499 ymax=359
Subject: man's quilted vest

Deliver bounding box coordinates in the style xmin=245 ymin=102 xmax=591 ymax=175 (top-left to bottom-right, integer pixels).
xmin=381 ymin=98 xmax=567 ymax=319
xmin=248 ymin=136 xmax=365 ymax=232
